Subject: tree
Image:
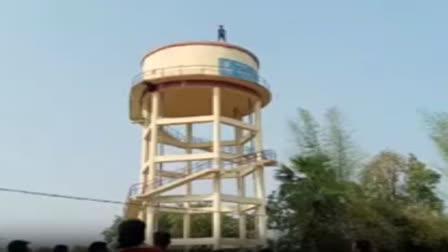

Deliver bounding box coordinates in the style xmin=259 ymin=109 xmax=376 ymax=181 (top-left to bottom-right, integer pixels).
xmin=158 ymin=204 xmax=240 ymax=239
xmin=102 ymin=215 xmax=123 ymax=248
xmin=270 ymin=150 xmax=448 ymax=252
xmin=270 ymin=108 xmax=448 ymax=252
xmin=289 ymin=108 xmax=321 ymax=156
xmin=422 ymin=111 xmax=448 ymax=165
xmin=323 ymin=107 xmax=361 ymax=180
xmin=359 ymin=151 xmax=448 ymax=251
xmin=268 ymin=154 xmax=352 ymax=252
xmin=103 ymin=211 xmax=241 ymax=247
xmin=289 ymin=107 xmax=361 ymax=181
xmin=361 ymin=151 xmax=407 ymax=201
xmin=405 ymin=154 xmax=443 ymax=211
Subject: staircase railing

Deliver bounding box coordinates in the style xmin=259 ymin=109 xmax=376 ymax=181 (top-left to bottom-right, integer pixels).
xmin=128 ymin=149 xmax=276 ymax=198
xmin=162 ymin=126 xmax=250 ymax=154
xmin=128 ymin=158 xmax=211 ymax=198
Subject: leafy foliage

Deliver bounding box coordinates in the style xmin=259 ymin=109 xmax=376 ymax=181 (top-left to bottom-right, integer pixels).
xmin=269 ymin=109 xmax=448 ymax=252
xmin=361 ymin=151 xmax=407 ymax=201
xmin=290 ymin=107 xmax=361 ymax=181
xmin=102 ymin=215 xmax=123 ymax=247
xmin=289 ymin=108 xmax=322 ymax=156
xmin=268 ymin=154 xmax=353 ymax=252
xmin=323 ymin=108 xmax=360 ymax=180
xmin=269 ymin=150 xmax=448 ymax=252
xmin=158 ymin=212 xmax=241 ymax=239
xmin=405 ymin=154 xmax=443 ymax=211
xmin=422 ymin=111 xmax=448 ymax=165
xmin=102 ymin=211 xmax=243 ymax=247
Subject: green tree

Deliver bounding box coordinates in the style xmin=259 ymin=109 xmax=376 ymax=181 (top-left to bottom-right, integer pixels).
xmin=289 ymin=107 xmax=361 ymax=181
xmin=323 ymin=107 xmax=361 ymax=180
xmin=422 ymin=111 xmax=448 ymax=165
xmin=268 ymin=154 xmax=352 ymax=252
xmin=102 ymin=215 xmax=123 ymax=248
xmin=270 ymin=107 xmax=448 ymax=252
xmin=361 ymin=151 xmax=407 ymax=201
xmin=289 ymin=108 xmax=321 ymax=156
xmin=103 ymin=212 xmax=241 ymax=247
xmin=270 ymin=150 xmax=448 ymax=252
xmin=405 ymin=154 xmax=443 ymax=211
xmin=159 ymin=212 xmax=240 ymax=238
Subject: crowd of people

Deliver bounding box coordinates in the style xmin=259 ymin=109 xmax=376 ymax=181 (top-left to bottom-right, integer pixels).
xmin=6 ymin=241 xmax=108 ymax=252
xmin=5 ymin=220 xmax=170 ymax=252
xmin=5 ymin=219 xmax=373 ymax=252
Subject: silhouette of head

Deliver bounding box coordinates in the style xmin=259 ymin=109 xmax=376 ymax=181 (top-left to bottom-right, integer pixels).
xmin=219 ymin=25 xmax=223 ymax=29
xmin=88 ymin=242 xmax=108 ymax=252
xmin=353 ymin=240 xmax=372 ymax=252
xmin=53 ymin=245 xmax=68 ymax=252
xmin=7 ymin=240 xmax=30 ymax=252
xmin=153 ymin=231 xmax=171 ymax=250
xmin=118 ymin=219 xmax=146 ymax=248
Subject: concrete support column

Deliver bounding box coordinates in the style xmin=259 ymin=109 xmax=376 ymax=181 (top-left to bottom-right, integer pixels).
xmin=140 ymin=127 xmax=149 ymax=190
xmin=183 ymin=123 xmax=193 ymax=244
xmin=138 ymin=202 xmax=147 ymax=221
xmin=145 ymin=91 xmax=160 ymax=245
xmin=235 ymin=116 xmax=247 ymax=241
xmin=212 ymin=87 xmax=221 ymax=250
xmin=254 ymin=100 xmax=267 ymax=245
xmin=140 ymin=96 xmax=151 ymax=192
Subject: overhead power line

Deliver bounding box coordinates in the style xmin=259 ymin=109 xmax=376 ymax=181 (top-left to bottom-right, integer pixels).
xmin=0 ymin=187 xmax=262 ymax=216
xmin=0 ymin=187 xmax=131 ymax=206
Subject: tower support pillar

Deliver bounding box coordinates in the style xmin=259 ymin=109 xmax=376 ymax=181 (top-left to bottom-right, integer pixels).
xmin=145 ymin=91 xmax=160 ymax=245
xmin=212 ymin=87 xmax=222 ymax=250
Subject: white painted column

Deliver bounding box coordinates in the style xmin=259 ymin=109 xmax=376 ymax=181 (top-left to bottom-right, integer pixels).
xmin=145 ymin=91 xmax=160 ymax=245
xmin=139 ymin=202 xmax=147 ymax=221
xmin=140 ymin=127 xmax=149 ymax=190
xmin=140 ymin=96 xmax=151 ymax=192
xmin=235 ymin=116 xmax=247 ymax=241
xmin=158 ymin=143 xmax=164 ymax=187
xmin=253 ymin=100 xmax=267 ymax=244
xmin=212 ymin=87 xmax=222 ymax=250
xmin=183 ymin=123 xmax=192 ymax=242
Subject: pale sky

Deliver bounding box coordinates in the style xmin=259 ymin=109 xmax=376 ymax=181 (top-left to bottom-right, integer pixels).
xmin=0 ymin=0 xmax=446 ymax=247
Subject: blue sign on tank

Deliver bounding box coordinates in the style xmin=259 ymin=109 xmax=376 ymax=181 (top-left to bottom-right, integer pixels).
xmin=218 ymin=58 xmax=259 ymax=83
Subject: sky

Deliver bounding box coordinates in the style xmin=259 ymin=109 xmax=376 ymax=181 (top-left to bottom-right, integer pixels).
xmin=0 ymin=0 xmax=446 ymax=247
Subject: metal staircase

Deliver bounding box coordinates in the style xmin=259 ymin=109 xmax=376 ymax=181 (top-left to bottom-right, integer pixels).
xmin=128 ymin=149 xmax=276 ymax=199
xmin=124 ymin=124 xmax=276 ymax=224
xmin=160 ymin=126 xmax=254 ymax=155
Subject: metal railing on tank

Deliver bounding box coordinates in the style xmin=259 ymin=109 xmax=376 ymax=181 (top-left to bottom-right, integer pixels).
xmin=127 ymin=149 xmax=276 ymax=198
xmin=131 ymin=64 xmax=270 ymax=90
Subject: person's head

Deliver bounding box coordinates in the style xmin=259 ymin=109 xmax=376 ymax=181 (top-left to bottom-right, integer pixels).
xmin=219 ymin=25 xmax=223 ymax=29
xmin=353 ymin=240 xmax=372 ymax=252
xmin=118 ymin=219 xmax=146 ymax=248
xmin=7 ymin=240 xmax=30 ymax=252
xmin=88 ymin=242 xmax=108 ymax=252
xmin=153 ymin=231 xmax=171 ymax=250
xmin=53 ymin=245 xmax=68 ymax=252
